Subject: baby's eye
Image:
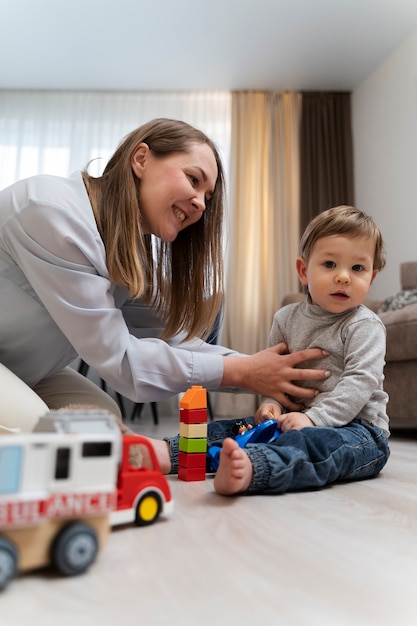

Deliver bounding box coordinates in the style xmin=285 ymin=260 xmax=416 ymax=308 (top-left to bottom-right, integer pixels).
xmin=323 ymin=261 xmax=335 ymax=268
xmin=352 ymin=264 xmax=364 ymax=272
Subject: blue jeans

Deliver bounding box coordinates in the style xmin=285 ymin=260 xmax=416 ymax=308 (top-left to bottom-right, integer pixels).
xmin=164 ymin=417 xmax=390 ymax=494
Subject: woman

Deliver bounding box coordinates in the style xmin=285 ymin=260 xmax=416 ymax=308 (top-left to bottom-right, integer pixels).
xmin=0 ymin=118 xmax=328 ymax=431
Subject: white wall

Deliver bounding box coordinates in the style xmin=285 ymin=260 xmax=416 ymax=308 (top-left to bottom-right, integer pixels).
xmin=353 ymin=29 xmax=417 ymax=300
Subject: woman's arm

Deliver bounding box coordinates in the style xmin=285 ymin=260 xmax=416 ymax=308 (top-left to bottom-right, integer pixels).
xmin=2 ymin=180 xmax=329 ymax=404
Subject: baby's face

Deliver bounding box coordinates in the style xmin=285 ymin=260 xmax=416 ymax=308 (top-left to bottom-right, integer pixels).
xmin=298 ymin=234 xmax=377 ymax=313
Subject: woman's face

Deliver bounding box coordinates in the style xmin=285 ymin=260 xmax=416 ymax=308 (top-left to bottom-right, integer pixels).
xmin=131 ymin=141 xmax=218 ymax=242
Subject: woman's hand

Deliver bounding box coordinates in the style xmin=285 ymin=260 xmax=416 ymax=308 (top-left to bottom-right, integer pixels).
xmin=221 ymin=343 xmax=330 ymax=410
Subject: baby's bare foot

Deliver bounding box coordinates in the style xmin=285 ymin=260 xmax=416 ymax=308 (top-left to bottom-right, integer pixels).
xmin=213 ymin=438 xmax=253 ymax=495
xmin=147 ymin=438 xmax=171 ymax=474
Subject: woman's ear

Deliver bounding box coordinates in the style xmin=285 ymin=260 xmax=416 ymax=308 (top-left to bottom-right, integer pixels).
xmin=296 ymin=257 xmax=308 ymax=287
xmin=131 ymin=143 xmax=150 ymax=178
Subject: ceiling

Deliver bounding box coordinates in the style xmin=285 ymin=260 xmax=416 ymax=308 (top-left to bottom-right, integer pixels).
xmin=2 ymin=0 xmax=417 ymax=92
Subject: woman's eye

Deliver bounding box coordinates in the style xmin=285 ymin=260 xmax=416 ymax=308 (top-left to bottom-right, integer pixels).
xmin=189 ymin=175 xmax=198 ymax=186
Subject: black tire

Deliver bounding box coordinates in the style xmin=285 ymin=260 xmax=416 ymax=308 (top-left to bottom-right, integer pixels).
xmin=134 ymin=491 xmax=162 ymax=526
xmin=0 ymin=537 xmax=18 ymax=591
xmin=51 ymin=522 xmax=98 ymax=576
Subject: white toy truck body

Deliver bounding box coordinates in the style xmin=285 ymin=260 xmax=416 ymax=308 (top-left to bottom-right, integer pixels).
xmin=0 ymin=410 xmax=172 ymax=589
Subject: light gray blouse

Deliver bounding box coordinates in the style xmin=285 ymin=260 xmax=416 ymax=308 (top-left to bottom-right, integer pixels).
xmin=0 ymin=172 xmax=239 ymax=402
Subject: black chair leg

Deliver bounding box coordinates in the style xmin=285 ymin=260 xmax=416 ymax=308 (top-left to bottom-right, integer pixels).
xmin=207 ymin=393 xmax=214 ymax=421
xmin=131 ymin=402 xmax=158 ymax=425
xmin=79 ymin=359 xmax=157 ymax=426
xmin=150 ymin=402 xmax=159 ymax=425
xmin=78 ymin=359 xmax=90 ymax=377
xmin=78 ymin=359 xmax=125 ymax=419
xmin=131 ymin=403 xmax=144 ymax=421
xmin=115 ymin=393 xmax=125 ymax=419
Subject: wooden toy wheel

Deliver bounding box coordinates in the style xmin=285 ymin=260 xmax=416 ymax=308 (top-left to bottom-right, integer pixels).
xmin=51 ymin=522 xmax=98 ymax=576
xmin=0 ymin=537 xmax=18 ymax=591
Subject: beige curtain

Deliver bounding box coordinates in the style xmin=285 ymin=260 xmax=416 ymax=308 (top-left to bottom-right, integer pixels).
xmin=216 ymin=91 xmax=302 ymax=417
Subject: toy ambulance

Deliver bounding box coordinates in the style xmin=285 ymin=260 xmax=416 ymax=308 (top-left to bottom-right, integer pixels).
xmin=0 ymin=410 xmax=172 ymax=590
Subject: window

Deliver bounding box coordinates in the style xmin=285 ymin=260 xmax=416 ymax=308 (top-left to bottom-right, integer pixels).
xmin=0 ymin=91 xmax=231 ymax=189
xmin=82 ymin=442 xmax=112 ymax=457
xmin=55 ymin=447 xmax=71 ymax=480
xmin=0 ymin=446 xmax=22 ymax=493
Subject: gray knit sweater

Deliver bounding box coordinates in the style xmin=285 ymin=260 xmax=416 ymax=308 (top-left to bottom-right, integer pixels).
xmin=265 ymin=302 xmax=389 ymax=435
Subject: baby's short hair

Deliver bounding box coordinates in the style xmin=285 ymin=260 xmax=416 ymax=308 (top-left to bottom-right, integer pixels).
xmin=300 ymin=205 xmax=386 ymax=271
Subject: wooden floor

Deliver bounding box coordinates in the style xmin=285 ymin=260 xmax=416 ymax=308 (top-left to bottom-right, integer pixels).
xmin=3 ymin=413 xmax=417 ymax=626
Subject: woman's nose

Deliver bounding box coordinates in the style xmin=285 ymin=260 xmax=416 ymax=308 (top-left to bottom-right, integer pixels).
xmin=192 ymin=192 xmax=206 ymax=213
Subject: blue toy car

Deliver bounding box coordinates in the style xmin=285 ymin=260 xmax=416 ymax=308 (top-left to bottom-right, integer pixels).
xmin=207 ymin=419 xmax=280 ymax=472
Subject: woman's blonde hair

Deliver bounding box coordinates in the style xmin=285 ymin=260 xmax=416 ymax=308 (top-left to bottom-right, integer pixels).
xmin=83 ymin=118 xmax=225 ymax=341
xmin=300 ymin=205 xmax=386 ymax=270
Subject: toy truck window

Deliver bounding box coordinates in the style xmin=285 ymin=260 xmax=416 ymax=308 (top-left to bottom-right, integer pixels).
xmin=55 ymin=447 xmax=71 ymax=480
xmin=82 ymin=442 xmax=112 ymax=457
xmin=0 ymin=446 xmax=22 ymax=493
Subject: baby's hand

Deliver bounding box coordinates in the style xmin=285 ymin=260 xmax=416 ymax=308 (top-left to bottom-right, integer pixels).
xmin=278 ymin=412 xmax=314 ymax=432
xmin=255 ymin=402 xmax=282 ymax=425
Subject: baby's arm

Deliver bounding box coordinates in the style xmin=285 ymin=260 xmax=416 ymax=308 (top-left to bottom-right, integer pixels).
xmin=256 ymin=404 xmax=314 ymax=430
xmin=305 ymin=319 xmax=386 ymax=428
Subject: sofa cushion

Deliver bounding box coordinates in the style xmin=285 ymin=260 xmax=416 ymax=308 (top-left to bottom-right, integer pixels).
xmin=401 ymin=262 xmax=417 ymax=290
xmin=379 ymin=303 xmax=417 ymax=362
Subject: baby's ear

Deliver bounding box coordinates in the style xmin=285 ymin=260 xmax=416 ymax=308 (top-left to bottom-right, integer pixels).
xmin=369 ymin=269 xmax=379 ymax=287
xmin=296 ymin=257 xmax=308 ymax=286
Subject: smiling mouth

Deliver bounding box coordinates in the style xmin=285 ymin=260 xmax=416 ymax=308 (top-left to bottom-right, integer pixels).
xmin=173 ymin=207 xmax=186 ymax=223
